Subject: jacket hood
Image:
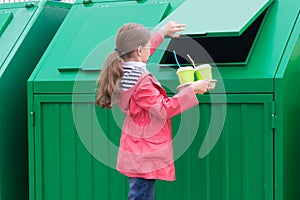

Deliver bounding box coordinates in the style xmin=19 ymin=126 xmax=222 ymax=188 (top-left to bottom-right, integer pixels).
xmin=117 ymin=73 xmax=150 ymax=113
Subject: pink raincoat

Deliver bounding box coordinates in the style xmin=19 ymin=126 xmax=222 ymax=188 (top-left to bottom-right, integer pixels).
xmin=116 ymin=73 xmax=199 ymax=181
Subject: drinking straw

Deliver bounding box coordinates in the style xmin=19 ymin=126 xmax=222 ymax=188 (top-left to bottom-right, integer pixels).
xmin=173 ymin=50 xmax=181 ymax=68
xmin=187 ymin=54 xmax=196 ymax=68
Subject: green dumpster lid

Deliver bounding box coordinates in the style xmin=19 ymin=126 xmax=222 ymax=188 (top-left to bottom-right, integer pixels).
xmin=159 ymin=0 xmax=273 ymax=37
xmin=0 ymin=6 xmax=38 ymax=73
xmin=57 ymin=2 xmax=170 ymax=72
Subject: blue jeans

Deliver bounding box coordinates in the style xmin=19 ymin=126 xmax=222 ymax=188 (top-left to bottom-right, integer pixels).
xmin=128 ymin=178 xmax=156 ymax=200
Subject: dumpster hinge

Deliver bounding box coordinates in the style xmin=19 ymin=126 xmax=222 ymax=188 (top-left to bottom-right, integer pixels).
xmin=30 ymin=111 xmax=35 ymax=126
xmin=82 ymin=0 xmax=93 ymax=5
xmin=24 ymin=2 xmax=35 ymax=8
xmin=271 ymin=101 xmax=277 ymax=130
xmin=29 ymin=102 xmax=36 ymax=126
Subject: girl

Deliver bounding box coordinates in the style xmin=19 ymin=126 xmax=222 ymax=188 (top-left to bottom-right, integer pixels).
xmin=96 ymin=22 xmax=209 ymax=200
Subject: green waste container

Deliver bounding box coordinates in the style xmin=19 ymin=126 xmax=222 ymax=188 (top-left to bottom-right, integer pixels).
xmin=0 ymin=1 xmax=71 ymax=200
xmin=27 ymin=0 xmax=300 ymax=199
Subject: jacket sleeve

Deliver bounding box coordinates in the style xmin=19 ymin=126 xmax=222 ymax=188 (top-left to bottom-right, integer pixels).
xmin=132 ymin=76 xmax=199 ymax=119
xmin=150 ymin=32 xmax=164 ymax=56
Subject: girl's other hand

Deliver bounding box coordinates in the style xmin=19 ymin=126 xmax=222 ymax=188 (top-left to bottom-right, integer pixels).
xmin=191 ymin=80 xmax=209 ymax=94
xmin=159 ymin=21 xmax=186 ymax=38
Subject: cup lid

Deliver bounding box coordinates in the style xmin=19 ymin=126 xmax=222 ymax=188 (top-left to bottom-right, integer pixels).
xmin=176 ymin=66 xmax=194 ymax=72
xmin=195 ymin=64 xmax=212 ymax=69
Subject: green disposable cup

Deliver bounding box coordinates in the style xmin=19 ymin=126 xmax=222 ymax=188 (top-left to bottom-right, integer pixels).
xmin=176 ymin=66 xmax=195 ymax=85
xmin=195 ymin=64 xmax=212 ymax=80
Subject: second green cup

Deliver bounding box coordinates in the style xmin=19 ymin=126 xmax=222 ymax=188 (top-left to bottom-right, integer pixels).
xmin=195 ymin=64 xmax=212 ymax=80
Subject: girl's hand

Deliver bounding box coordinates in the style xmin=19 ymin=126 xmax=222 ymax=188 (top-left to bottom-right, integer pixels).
xmin=159 ymin=21 xmax=186 ymax=38
xmin=191 ymin=80 xmax=209 ymax=94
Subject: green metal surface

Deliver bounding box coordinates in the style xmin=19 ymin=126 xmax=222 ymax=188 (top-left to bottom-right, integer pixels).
xmin=73 ymin=0 xmax=185 ymax=5
xmin=0 ymin=6 xmax=38 ymax=72
xmin=149 ymin=0 xmax=299 ymax=93
xmin=0 ymin=12 xmax=13 ymax=37
xmin=0 ymin=1 xmax=70 ymax=200
xmin=30 ymin=0 xmax=299 ymax=94
xmin=274 ymin=10 xmax=300 ymax=200
xmin=158 ymin=10 xmax=266 ymax=66
xmin=27 ymin=0 xmax=300 ymax=200
xmin=158 ymin=0 xmax=273 ymax=37
xmin=30 ymin=94 xmax=273 ymax=200
xmin=27 ymin=1 xmax=171 ymax=199
xmin=45 ymin=2 xmax=169 ymax=72
xmin=74 ymin=0 xmax=131 ymax=4
xmin=281 ymin=34 xmax=300 ymax=200
xmin=29 ymin=1 xmax=171 ymax=94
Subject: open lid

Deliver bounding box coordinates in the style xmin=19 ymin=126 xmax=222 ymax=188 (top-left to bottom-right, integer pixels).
xmin=159 ymin=0 xmax=273 ymax=37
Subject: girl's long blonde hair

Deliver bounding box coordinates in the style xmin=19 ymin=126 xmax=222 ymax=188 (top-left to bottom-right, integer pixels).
xmin=95 ymin=23 xmax=151 ymax=108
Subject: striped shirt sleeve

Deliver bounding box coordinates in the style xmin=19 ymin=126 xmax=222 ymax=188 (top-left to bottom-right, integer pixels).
xmin=119 ymin=66 xmax=145 ymax=91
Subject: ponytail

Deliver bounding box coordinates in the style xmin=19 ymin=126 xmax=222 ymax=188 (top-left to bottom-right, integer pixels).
xmin=95 ymin=51 xmax=123 ymax=108
xmin=96 ymin=22 xmax=151 ymax=108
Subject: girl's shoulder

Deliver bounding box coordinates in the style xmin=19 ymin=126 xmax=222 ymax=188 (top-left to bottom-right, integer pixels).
xmin=137 ymin=73 xmax=161 ymax=88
